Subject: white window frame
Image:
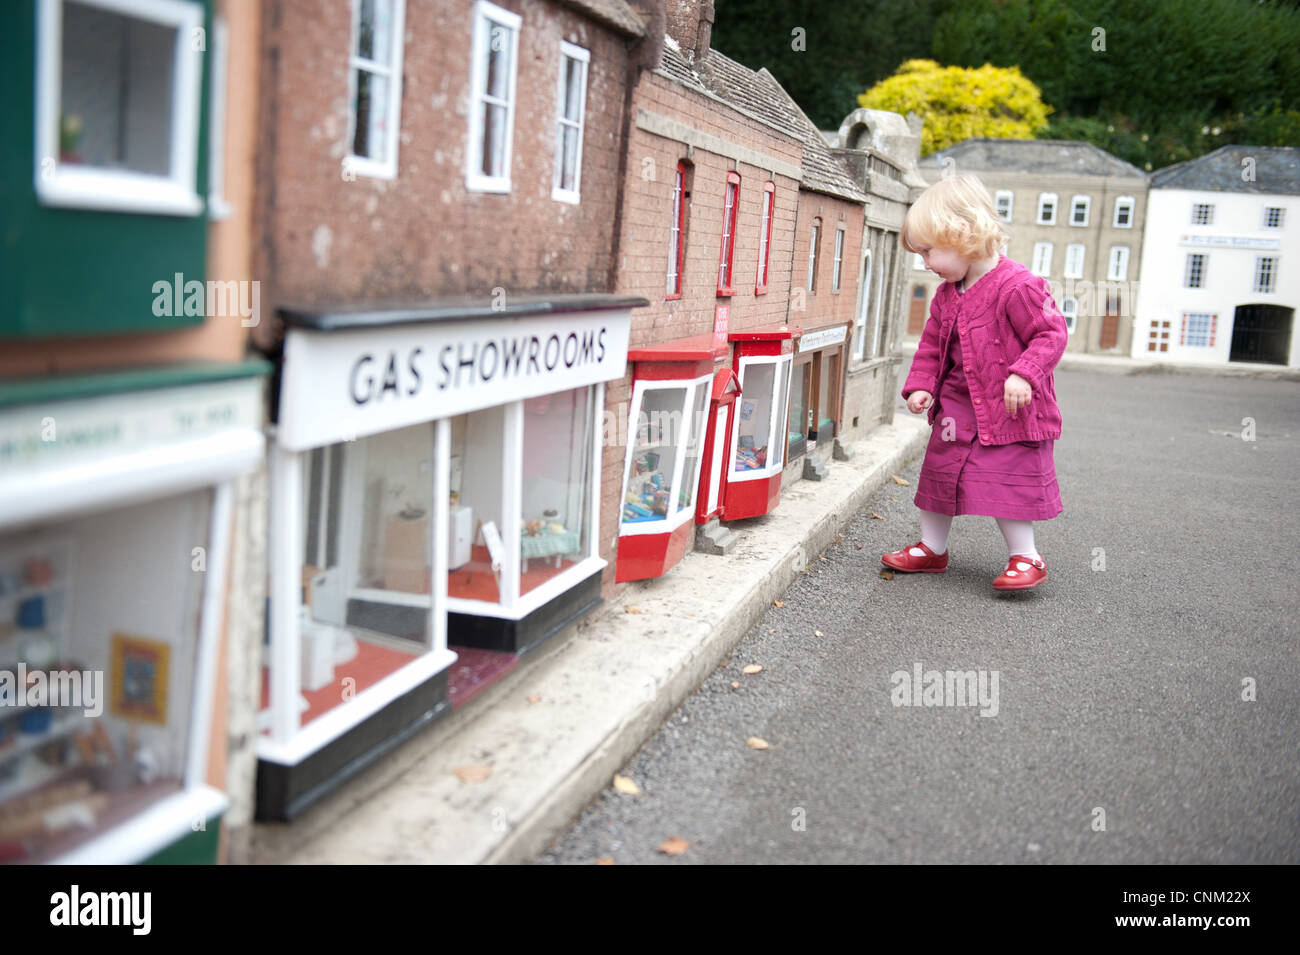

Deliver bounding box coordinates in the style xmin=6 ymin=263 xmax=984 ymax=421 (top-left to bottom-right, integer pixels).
xmin=1061 ymin=296 xmax=1078 ymax=333
xmin=466 ymin=0 xmax=521 ymax=193
xmin=1064 ymin=243 xmax=1085 ymax=279
xmin=807 ymin=220 xmax=820 ymax=292
xmin=1191 ymin=203 xmax=1214 ymax=226
xmin=1070 ymin=195 xmax=1091 ymax=227
xmin=832 ymin=226 xmax=845 ymax=292
xmin=1107 ymin=246 xmax=1129 ymax=282
xmin=618 ymin=376 xmax=711 ymax=537
xmin=34 ymin=0 xmax=205 ymax=216
xmin=995 ymin=190 xmax=1013 ymax=223
xmin=1263 ymin=206 xmax=1285 ymax=229
xmin=551 ymin=40 xmax=589 ymax=204
xmin=1037 ymin=192 xmax=1058 ymax=225
xmin=206 ymin=15 xmax=231 ymax=219
xmin=1254 ymin=256 xmax=1277 ymax=294
xmin=726 ymin=355 xmax=793 ymax=484
xmin=1113 ymin=196 xmax=1134 ymax=228
xmin=344 ymin=0 xmax=407 ymax=182
xmin=1185 ymin=252 xmax=1206 ymax=288
xmin=854 ymin=249 xmax=873 ymax=360
xmin=1031 ymin=241 xmax=1053 ymax=277
xmin=666 ymin=164 xmax=684 ymax=296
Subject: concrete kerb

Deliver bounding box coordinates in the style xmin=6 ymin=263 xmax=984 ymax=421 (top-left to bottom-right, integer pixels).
xmin=485 ymin=414 xmax=932 ymax=864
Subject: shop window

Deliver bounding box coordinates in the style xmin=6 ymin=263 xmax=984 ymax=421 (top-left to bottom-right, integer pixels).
xmin=290 ymin=423 xmax=435 ymax=730
xmin=346 ymin=0 xmax=406 ymax=180
xmin=666 ymin=161 xmax=690 ymax=299
xmin=467 ymin=0 xmax=520 ymax=192
xmin=755 ymin=182 xmax=774 ymax=293
xmin=786 ymin=359 xmax=810 ymax=461
xmin=0 ymin=489 xmax=211 ymax=862
xmin=520 ymin=388 xmax=594 ymax=596
xmin=35 ymin=0 xmax=205 ymax=216
xmin=732 ymin=357 xmax=791 ymax=476
xmin=813 ymin=351 xmax=839 ymax=444
xmin=621 ymin=379 xmax=709 ymax=531
xmin=717 ymin=172 xmax=740 ymax=295
xmin=1114 ymin=196 xmax=1134 ymax=228
xmin=551 ymin=41 xmax=588 ymax=203
xmin=448 ymin=407 xmax=507 ymax=605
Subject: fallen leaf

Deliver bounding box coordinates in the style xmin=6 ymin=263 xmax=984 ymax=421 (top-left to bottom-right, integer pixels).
xmin=658 ymin=837 xmax=690 ymax=855
xmin=773 ymin=599 xmax=784 ymax=608
xmin=625 ymin=606 xmax=643 ymax=614
xmin=855 ymin=544 xmax=864 ymax=550
xmin=767 ymin=627 xmax=776 ymax=633
xmin=818 ymin=555 xmax=829 ymax=562
xmin=879 ymin=568 xmax=895 ymax=580
xmin=746 ymin=737 xmax=770 ymax=750
xmin=834 ymin=535 xmax=844 ymax=543
xmin=452 ymin=765 xmax=492 ymax=783
xmin=814 ymin=630 xmax=824 ymax=637
xmin=730 ymin=681 xmax=741 ymax=689
xmin=892 ymin=475 xmax=909 ymax=486
xmin=613 ymin=774 xmax=640 ymax=795
xmin=596 ymin=857 xmax=615 ymax=865
xmin=526 ymin=693 xmax=542 ymax=704
xmin=871 ymin=512 xmax=884 ymax=520
xmin=742 ymin=664 xmax=763 ymax=675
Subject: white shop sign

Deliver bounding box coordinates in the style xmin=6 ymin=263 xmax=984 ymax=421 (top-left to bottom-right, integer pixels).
xmin=1178 ymin=234 xmax=1281 ymax=251
xmin=797 ymin=325 xmax=848 ymax=353
xmin=278 ymin=310 xmax=632 ymax=450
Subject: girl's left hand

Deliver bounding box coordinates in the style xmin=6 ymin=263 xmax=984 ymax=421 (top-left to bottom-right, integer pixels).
xmin=1004 ymin=373 xmax=1032 ymax=416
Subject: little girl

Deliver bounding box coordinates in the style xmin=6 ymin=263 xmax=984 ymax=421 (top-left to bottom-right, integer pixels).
xmin=882 ymin=172 xmax=1068 ymax=590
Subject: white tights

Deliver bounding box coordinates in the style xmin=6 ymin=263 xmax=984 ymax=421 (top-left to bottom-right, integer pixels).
xmin=915 ymin=510 xmax=1041 ymax=561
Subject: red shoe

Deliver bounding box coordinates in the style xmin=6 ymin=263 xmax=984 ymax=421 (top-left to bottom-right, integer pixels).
xmin=993 ymin=554 xmax=1047 ymax=590
xmin=882 ymin=541 xmax=949 ymax=573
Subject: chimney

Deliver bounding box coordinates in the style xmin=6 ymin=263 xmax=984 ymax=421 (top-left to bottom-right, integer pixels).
xmin=665 ymin=0 xmax=715 ymax=61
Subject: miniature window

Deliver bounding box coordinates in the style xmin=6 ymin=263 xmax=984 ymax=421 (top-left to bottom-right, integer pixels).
xmin=807 ymin=218 xmax=821 ymax=292
xmin=206 ymin=17 xmax=231 ymax=219
xmin=854 ymin=250 xmax=873 ymax=360
xmin=1037 ymin=193 xmax=1058 ymax=225
xmin=35 ymin=0 xmax=205 ymax=215
xmin=1185 ymin=253 xmax=1205 ymax=288
xmin=1181 ymin=313 xmax=1216 ymax=348
xmin=832 ymin=226 xmax=845 ymax=292
xmin=787 ymin=359 xmax=809 ymax=460
xmin=733 ymin=361 xmax=776 ymax=475
xmin=1032 ymin=242 xmax=1053 ymax=277
xmin=447 ymin=407 xmax=507 ymax=604
xmin=756 ymin=182 xmax=775 ymax=293
xmin=467 ymin=0 xmax=520 ymax=192
xmin=519 ymin=388 xmax=595 ymax=595
xmin=621 ymin=380 xmax=709 ymax=531
xmin=346 ymin=0 xmax=406 ymax=180
xmin=551 ymin=41 xmax=589 ymax=203
xmin=995 ymin=190 xmax=1013 ymax=223
xmin=1254 ymin=257 xmax=1277 ymax=294
xmin=667 ymin=161 xmax=689 ymax=298
xmin=1064 ymin=244 xmax=1085 ymax=279
xmin=1191 ymin=203 xmax=1214 ymax=226
xmin=675 ymin=385 xmax=710 ymax=517
xmin=717 ymin=173 xmax=740 ymax=294
xmin=1061 ymin=297 xmax=1078 ymax=333
xmin=1114 ymin=197 xmax=1134 ymax=228
xmin=1108 ymin=246 xmax=1130 ymax=282
xmin=1263 ymin=207 xmax=1285 ymax=229
xmin=1070 ymin=196 xmax=1090 ymax=226
xmin=0 ymin=490 xmax=212 ymax=861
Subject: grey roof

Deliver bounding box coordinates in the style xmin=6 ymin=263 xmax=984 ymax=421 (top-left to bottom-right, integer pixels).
xmin=656 ymin=34 xmax=711 ymax=95
xmin=668 ymin=45 xmax=867 ymax=203
xmin=1149 ymin=145 xmax=1300 ymax=195
xmin=918 ymin=138 xmax=1147 ymax=179
xmin=555 ymin=0 xmax=646 ymax=37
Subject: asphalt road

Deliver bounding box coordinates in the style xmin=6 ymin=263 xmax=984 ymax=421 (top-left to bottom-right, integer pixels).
xmin=535 ymin=368 xmax=1300 ymax=864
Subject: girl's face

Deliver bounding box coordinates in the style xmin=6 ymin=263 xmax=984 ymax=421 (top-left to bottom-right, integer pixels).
xmin=912 ymin=244 xmax=971 ymax=284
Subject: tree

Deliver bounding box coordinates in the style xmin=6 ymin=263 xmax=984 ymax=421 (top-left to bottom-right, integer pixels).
xmin=858 ymin=59 xmax=1051 ymax=155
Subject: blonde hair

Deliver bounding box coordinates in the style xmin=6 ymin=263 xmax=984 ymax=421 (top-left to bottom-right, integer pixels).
xmin=901 ymin=172 xmax=1009 ymax=259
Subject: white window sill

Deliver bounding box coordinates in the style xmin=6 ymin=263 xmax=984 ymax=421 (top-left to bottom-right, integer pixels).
xmin=344 ymin=155 xmax=398 ymax=181
xmin=36 ymin=167 xmax=203 ymax=217
xmin=208 ymin=195 xmax=234 ymax=221
xmin=552 ymin=186 xmax=581 ymax=204
xmin=468 ymin=172 xmax=512 ymax=193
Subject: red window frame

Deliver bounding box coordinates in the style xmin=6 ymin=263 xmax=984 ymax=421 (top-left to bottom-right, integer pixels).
xmin=717 ymin=171 xmax=740 ymax=296
xmin=755 ymin=181 xmax=774 ymax=294
xmin=666 ymin=160 xmax=687 ymax=300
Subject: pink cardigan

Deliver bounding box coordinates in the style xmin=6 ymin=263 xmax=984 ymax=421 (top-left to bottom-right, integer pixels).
xmin=902 ymin=255 xmax=1068 ymax=445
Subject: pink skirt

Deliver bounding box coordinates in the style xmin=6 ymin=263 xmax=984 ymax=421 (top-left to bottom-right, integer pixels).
xmin=913 ymin=333 xmax=1062 ymax=521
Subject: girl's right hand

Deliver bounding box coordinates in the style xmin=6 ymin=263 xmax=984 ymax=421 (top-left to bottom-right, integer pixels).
xmin=907 ymin=390 xmax=933 ymax=414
